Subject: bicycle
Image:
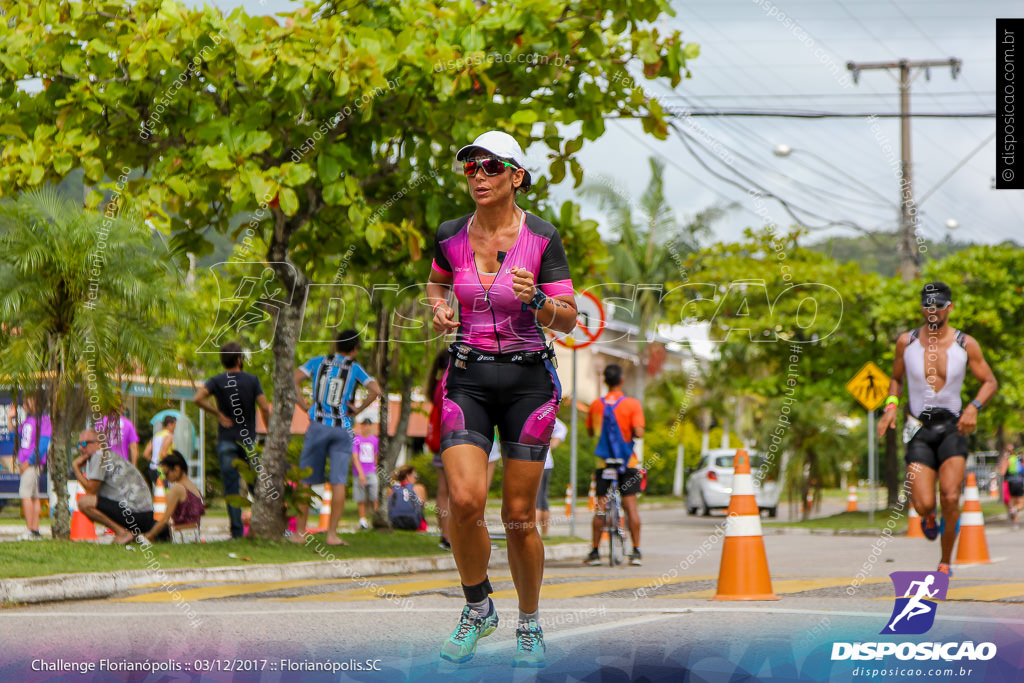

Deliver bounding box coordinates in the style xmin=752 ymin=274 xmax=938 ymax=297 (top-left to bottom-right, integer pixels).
xmin=600 ymin=458 xmax=628 ymax=567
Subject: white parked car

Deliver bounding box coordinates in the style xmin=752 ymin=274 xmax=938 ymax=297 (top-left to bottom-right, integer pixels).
xmin=685 ymin=448 xmax=780 ymax=517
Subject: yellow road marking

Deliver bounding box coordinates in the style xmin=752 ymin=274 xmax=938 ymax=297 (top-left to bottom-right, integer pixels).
xmin=944 ymin=583 xmax=1024 ymax=602
xmin=279 ymin=579 xmax=458 ymax=602
xmin=116 ymin=579 xmax=326 ymax=603
xmin=286 ymin=573 xmax=604 ymax=602
xmin=664 ymin=577 xmax=887 ymax=600
xmin=496 ymin=575 xmax=717 ymax=600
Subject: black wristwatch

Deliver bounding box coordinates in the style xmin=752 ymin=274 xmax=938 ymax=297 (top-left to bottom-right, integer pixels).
xmin=528 ymin=289 xmax=548 ymax=311
xmin=970 ymin=399 xmax=983 ymax=411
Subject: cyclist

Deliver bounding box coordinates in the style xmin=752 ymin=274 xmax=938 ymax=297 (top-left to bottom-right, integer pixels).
xmin=877 ymin=282 xmax=998 ymax=576
xmin=586 ymin=364 xmax=645 ymax=567
xmin=428 ymin=130 xmax=578 ymax=668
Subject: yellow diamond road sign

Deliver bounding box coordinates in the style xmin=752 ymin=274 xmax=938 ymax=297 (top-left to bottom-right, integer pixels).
xmin=846 ymin=361 xmax=891 ymax=411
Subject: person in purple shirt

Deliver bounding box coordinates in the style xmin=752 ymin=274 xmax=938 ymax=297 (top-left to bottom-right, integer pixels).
xmin=94 ymin=404 xmax=140 ymax=465
xmin=427 ymin=130 xmax=579 ymax=668
xmin=16 ymin=396 xmax=51 ymax=539
xmin=351 ymin=418 xmax=380 ymax=530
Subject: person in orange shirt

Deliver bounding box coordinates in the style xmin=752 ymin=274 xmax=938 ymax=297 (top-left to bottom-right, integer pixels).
xmin=585 ymin=364 xmax=645 ymax=566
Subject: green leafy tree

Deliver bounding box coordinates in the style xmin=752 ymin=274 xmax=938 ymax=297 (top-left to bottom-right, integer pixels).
xmin=0 ymin=0 xmax=698 ymax=537
xmin=0 ymin=188 xmax=187 ymax=537
xmin=684 ymin=229 xmax=886 ymax=506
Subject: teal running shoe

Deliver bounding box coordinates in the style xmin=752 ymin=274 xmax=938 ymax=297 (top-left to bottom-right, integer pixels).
xmin=439 ymin=600 xmax=499 ymax=663
xmin=512 ymin=620 xmax=546 ymax=668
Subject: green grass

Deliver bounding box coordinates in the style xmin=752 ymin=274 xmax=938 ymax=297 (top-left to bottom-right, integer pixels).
xmin=0 ymin=532 xmax=583 ymax=579
xmin=764 ymin=500 xmax=1007 ymax=530
xmin=635 ymin=494 xmax=684 ymax=506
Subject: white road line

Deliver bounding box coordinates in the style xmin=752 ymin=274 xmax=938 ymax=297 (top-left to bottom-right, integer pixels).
xmin=658 ymin=606 xmax=1024 ymax=626
xmin=4 ymin=605 xmax=1023 ymax=625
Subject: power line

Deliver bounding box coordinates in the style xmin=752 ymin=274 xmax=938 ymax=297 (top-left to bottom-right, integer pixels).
xmin=668 ymin=121 xmax=886 ymax=240
xmin=917 ymin=132 xmax=995 ymax=206
xmin=847 ymin=56 xmax=964 ymax=281
xmin=627 ymin=110 xmax=994 ymax=119
xmin=672 ymin=91 xmax=994 ymax=100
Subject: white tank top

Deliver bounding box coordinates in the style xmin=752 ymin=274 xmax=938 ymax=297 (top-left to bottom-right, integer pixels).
xmin=150 ymin=430 xmax=169 ymax=469
xmin=903 ymin=328 xmax=968 ymax=418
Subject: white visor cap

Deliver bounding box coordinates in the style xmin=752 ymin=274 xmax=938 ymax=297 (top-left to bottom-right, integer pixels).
xmin=455 ymin=131 xmax=527 ymax=170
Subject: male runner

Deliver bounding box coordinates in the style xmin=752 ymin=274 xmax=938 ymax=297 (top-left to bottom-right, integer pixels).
xmin=877 ymin=282 xmax=998 ymax=576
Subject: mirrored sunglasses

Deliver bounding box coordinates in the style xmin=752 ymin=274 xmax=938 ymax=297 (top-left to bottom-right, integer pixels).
xmin=463 ymin=158 xmax=517 ymax=176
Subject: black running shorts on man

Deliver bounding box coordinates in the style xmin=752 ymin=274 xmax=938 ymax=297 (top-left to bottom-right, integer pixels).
xmin=594 ymin=467 xmax=642 ymax=497
xmin=905 ymin=408 xmax=968 ymax=470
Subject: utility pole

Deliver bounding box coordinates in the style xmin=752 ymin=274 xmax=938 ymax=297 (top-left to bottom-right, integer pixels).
xmin=847 ymin=58 xmax=961 ymax=282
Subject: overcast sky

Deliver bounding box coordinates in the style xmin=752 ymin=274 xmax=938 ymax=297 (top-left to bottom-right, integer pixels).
xmin=216 ymin=0 xmax=1019 ymax=251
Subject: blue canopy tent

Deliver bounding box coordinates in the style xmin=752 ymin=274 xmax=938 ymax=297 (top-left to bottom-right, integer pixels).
xmin=148 ymin=409 xmax=200 ymax=490
xmin=0 ymin=376 xmax=208 ymax=503
xmin=120 ymin=376 xmax=206 ymax=494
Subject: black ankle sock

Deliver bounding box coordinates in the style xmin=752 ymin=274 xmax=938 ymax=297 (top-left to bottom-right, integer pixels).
xmin=462 ymin=577 xmax=493 ymax=604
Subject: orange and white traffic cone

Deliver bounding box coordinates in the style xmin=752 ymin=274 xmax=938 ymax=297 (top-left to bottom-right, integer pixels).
xmin=153 ymin=481 xmax=167 ymax=520
xmin=588 ymin=480 xmax=597 ymax=513
xmin=906 ymin=506 xmax=925 ymax=538
xmin=846 ymin=485 xmax=858 ymax=512
xmin=317 ymin=485 xmax=333 ymax=533
xmin=713 ymin=449 xmax=779 ymax=601
xmin=564 ymin=483 xmax=573 ymax=518
xmin=954 ymin=472 xmax=991 ymax=565
xmin=988 ymin=477 xmax=999 ymax=500
xmin=70 ymin=489 xmax=98 ymax=541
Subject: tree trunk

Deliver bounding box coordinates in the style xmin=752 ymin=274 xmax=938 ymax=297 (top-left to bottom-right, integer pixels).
xmin=251 ymin=217 xmax=309 ymax=540
xmin=47 ymin=394 xmax=72 ymax=539
xmin=371 ymin=302 xmax=393 ymax=527
xmin=45 ymin=365 xmax=88 ymax=539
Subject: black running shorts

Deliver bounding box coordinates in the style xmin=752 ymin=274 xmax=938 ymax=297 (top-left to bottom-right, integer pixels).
xmin=440 ymin=356 xmax=561 ymax=462
xmin=905 ymin=415 xmax=967 ymax=470
xmin=594 ymin=467 xmax=642 ymax=497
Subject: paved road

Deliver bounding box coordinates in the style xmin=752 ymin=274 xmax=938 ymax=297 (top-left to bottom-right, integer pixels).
xmin=2 ymin=508 xmax=1022 ymax=682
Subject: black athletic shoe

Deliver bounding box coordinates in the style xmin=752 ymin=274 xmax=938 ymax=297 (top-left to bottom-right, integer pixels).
xmin=630 ymin=549 xmax=643 ymax=566
xmin=439 ymin=537 xmax=452 ymax=551
xmin=585 ymin=549 xmax=601 ymax=566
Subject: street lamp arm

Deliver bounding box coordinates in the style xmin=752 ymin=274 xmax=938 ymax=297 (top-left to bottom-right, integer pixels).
xmin=774 ymin=144 xmax=894 ymax=206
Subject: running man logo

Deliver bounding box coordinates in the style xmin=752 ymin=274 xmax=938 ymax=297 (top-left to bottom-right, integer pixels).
xmin=881 ymin=571 xmax=949 ymax=635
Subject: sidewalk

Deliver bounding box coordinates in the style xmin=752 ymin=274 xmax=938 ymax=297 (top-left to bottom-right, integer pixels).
xmin=0 ymin=540 xmax=590 ymax=608
xmin=0 ymin=507 xmax=591 ymax=607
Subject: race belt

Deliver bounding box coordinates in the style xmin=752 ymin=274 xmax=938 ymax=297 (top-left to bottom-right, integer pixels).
xmin=449 ymin=343 xmax=557 ymax=369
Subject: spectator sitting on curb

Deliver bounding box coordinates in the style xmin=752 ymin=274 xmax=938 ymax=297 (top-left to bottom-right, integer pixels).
xmin=389 ymin=464 xmax=427 ymax=531
xmin=72 ymin=429 xmax=168 ymax=544
xmin=144 ymin=451 xmax=205 ymax=544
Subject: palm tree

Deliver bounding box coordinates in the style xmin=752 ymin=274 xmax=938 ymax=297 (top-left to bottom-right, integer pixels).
xmin=0 ymin=188 xmax=188 ymax=537
xmin=582 ymin=157 xmax=722 ymax=399
xmin=777 ymin=397 xmax=853 ymax=520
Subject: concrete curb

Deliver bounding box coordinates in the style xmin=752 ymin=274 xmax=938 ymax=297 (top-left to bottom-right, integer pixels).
xmin=762 ymin=526 xmax=905 ymax=536
xmin=0 ymin=542 xmax=590 ymax=608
